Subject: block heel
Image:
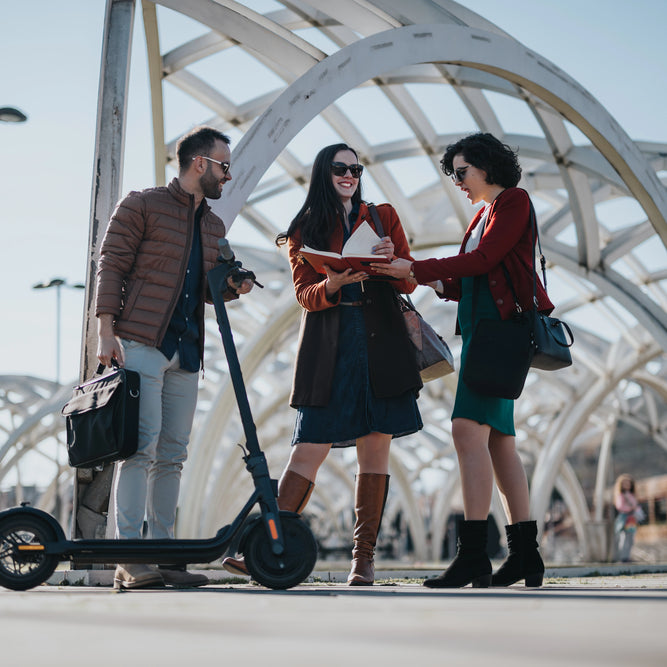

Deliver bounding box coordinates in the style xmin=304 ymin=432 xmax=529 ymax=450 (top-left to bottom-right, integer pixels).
xmin=472 ymin=574 xmax=491 ymax=588
xmin=524 ymin=573 xmax=543 ymax=588
xmin=491 ymin=521 xmax=545 ymax=588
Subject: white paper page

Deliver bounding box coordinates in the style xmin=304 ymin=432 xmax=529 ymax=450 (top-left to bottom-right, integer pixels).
xmin=342 ymin=220 xmax=383 ymax=257
xmin=301 ymin=245 xmax=340 ymax=258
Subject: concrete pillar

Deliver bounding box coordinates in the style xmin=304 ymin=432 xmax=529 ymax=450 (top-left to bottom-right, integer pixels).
xmin=72 ymin=0 xmax=135 ymax=542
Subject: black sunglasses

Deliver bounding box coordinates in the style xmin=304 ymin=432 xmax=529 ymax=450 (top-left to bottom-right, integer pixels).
xmin=194 ymin=155 xmax=231 ymax=175
xmin=452 ymin=166 xmax=469 ymax=184
xmin=331 ymin=162 xmax=364 ymax=178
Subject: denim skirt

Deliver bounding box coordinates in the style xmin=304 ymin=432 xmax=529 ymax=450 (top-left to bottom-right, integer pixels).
xmin=291 ymin=304 xmax=422 ymax=447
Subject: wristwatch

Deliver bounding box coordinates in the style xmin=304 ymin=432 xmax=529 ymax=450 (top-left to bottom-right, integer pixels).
xmin=409 ymin=263 xmax=416 ymax=279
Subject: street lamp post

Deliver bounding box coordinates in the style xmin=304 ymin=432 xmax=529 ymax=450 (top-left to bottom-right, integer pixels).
xmin=0 ymin=107 xmax=28 ymax=123
xmin=32 ymin=278 xmax=85 ymax=384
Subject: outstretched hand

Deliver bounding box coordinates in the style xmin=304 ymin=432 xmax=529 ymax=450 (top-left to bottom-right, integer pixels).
xmin=370 ymin=257 xmax=412 ymax=280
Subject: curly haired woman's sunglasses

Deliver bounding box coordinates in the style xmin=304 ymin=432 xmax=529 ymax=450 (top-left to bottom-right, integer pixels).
xmin=331 ymin=162 xmax=364 ymax=178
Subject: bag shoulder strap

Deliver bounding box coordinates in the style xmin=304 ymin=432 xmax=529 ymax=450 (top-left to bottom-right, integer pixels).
xmin=368 ymin=202 xmax=419 ymax=310
xmin=495 ymin=194 xmax=548 ymax=315
xmin=367 ymin=202 xmax=385 ymax=237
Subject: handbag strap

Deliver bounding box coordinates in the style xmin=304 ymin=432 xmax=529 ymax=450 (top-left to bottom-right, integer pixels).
xmin=480 ymin=190 xmax=547 ymax=317
xmin=367 ymin=201 xmax=384 ymax=237
xmin=368 ymin=202 xmax=419 ymax=310
xmin=472 ymin=193 xmax=546 ymax=320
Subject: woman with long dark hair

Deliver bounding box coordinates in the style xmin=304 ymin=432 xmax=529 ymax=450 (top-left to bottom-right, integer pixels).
xmin=223 ymin=143 xmax=422 ymax=584
xmin=375 ymin=133 xmax=553 ymax=588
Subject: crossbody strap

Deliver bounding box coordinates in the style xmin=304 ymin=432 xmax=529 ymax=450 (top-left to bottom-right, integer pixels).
xmin=367 ymin=201 xmax=384 ymax=237
xmin=501 ymin=198 xmax=547 ymax=314
xmin=473 ymin=194 xmax=547 ymax=320
xmin=368 ymin=202 xmax=417 ymax=308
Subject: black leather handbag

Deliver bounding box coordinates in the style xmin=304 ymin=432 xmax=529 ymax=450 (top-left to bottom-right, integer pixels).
xmin=463 ymin=199 xmax=573 ymax=399
xmin=530 ymin=310 xmax=574 ymax=370
xmin=61 ymin=361 xmax=140 ymax=468
xmin=523 ymin=202 xmax=574 ymax=371
xmin=463 ymin=291 xmax=534 ymax=400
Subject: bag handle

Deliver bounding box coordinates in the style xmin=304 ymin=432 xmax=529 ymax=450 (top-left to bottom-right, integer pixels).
xmin=546 ymin=319 xmax=575 ymax=348
xmin=96 ymin=357 xmax=121 ymax=375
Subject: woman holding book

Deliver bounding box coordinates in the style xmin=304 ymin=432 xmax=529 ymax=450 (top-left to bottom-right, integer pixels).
xmin=223 ymin=143 xmax=422 ymax=585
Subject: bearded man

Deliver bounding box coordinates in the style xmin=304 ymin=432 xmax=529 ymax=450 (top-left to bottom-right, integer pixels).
xmin=96 ymin=126 xmax=252 ymax=589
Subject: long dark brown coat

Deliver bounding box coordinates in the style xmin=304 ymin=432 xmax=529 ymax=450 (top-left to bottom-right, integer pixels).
xmin=288 ymin=202 xmax=422 ymax=407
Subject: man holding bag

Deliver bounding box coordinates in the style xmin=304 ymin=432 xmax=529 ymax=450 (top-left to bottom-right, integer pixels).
xmin=96 ymin=126 xmax=253 ymax=589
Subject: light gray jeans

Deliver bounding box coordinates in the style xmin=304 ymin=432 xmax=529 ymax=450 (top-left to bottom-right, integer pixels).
xmin=113 ymin=339 xmax=199 ymax=540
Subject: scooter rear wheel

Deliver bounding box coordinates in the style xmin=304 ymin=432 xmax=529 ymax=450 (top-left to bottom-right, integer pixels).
xmin=243 ymin=513 xmax=317 ymax=590
xmin=0 ymin=513 xmax=59 ymax=591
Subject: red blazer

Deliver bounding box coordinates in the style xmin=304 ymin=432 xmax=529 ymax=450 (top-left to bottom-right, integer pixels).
xmin=412 ymin=188 xmax=554 ymax=319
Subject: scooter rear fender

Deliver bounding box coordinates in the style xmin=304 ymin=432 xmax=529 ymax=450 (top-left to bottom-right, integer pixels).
xmin=0 ymin=505 xmax=67 ymax=542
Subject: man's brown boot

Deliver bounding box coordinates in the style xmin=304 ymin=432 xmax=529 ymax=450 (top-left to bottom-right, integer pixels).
xmin=347 ymin=473 xmax=390 ymax=586
xmin=222 ymin=469 xmax=314 ymax=576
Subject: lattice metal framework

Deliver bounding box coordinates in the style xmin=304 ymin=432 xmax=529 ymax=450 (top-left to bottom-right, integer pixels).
xmin=1 ymin=0 xmax=666 ymax=563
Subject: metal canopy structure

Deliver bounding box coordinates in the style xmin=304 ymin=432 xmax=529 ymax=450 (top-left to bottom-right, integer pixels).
xmin=2 ymin=0 xmax=666 ymax=563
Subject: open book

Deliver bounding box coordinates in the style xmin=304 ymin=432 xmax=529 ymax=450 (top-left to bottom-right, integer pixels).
xmin=299 ymin=220 xmax=391 ymax=276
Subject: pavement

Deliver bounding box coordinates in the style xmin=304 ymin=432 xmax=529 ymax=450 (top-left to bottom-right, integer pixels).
xmin=2 ymin=563 xmax=666 ymax=666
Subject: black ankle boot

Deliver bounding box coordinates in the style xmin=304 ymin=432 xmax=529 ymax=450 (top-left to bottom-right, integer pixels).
xmin=424 ymin=519 xmax=492 ymax=588
xmin=491 ymin=520 xmax=544 ymax=587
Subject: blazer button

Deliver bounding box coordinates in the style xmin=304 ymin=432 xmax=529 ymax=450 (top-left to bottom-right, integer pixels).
xmin=496 ymin=299 xmax=503 ymax=306
xmin=490 ymin=280 xmax=497 ymax=287
xmin=370 ymin=332 xmax=376 ymax=338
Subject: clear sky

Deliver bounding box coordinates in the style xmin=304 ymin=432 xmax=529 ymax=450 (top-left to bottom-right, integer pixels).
xmin=1 ymin=0 xmax=666 ymax=382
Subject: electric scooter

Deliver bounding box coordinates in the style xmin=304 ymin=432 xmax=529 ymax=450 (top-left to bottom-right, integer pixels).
xmin=0 ymin=240 xmax=318 ymax=591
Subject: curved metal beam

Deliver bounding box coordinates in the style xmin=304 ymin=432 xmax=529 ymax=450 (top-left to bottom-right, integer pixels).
xmin=531 ymin=343 xmax=662 ymax=528
xmin=214 ymin=24 xmax=667 ymax=250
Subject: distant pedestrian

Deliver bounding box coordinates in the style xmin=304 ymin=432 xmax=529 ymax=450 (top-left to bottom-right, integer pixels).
xmin=614 ymin=474 xmax=641 ymax=562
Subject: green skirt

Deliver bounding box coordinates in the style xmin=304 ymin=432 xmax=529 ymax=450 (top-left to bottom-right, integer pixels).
xmin=452 ymin=276 xmax=515 ymax=436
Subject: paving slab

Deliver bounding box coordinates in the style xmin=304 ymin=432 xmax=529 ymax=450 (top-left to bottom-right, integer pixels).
xmin=2 ymin=568 xmax=666 ymax=666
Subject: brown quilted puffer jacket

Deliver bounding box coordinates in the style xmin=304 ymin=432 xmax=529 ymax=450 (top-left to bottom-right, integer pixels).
xmin=95 ymin=177 xmax=234 ymax=351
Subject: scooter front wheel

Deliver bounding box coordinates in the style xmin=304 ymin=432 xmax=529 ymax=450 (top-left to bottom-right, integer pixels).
xmin=0 ymin=513 xmax=59 ymax=591
xmin=243 ymin=512 xmax=317 ymax=590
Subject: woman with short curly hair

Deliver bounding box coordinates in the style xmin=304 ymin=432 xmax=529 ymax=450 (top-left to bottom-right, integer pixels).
xmin=375 ymin=132 xmax=554 ymax=588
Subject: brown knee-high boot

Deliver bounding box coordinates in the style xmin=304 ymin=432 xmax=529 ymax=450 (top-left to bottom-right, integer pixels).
xmin=347 ymin=473 xmax=390 ymax=586
xmin=222 ymin=469 xmax=315 ymax=576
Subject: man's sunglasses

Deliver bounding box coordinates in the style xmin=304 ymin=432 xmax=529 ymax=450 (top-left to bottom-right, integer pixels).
xmin=193 ymin=155 xmax=231 ymax=175
xmin=331 ymin=162 xmax=364 ymax=178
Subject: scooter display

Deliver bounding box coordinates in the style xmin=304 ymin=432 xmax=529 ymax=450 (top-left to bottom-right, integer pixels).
xmin=0 ymin=240 xmax=318 ymax=591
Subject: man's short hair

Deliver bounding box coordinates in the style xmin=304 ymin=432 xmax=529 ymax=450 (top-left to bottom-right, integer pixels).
xmin=176 ymin=126 xmax=231 ymax=171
